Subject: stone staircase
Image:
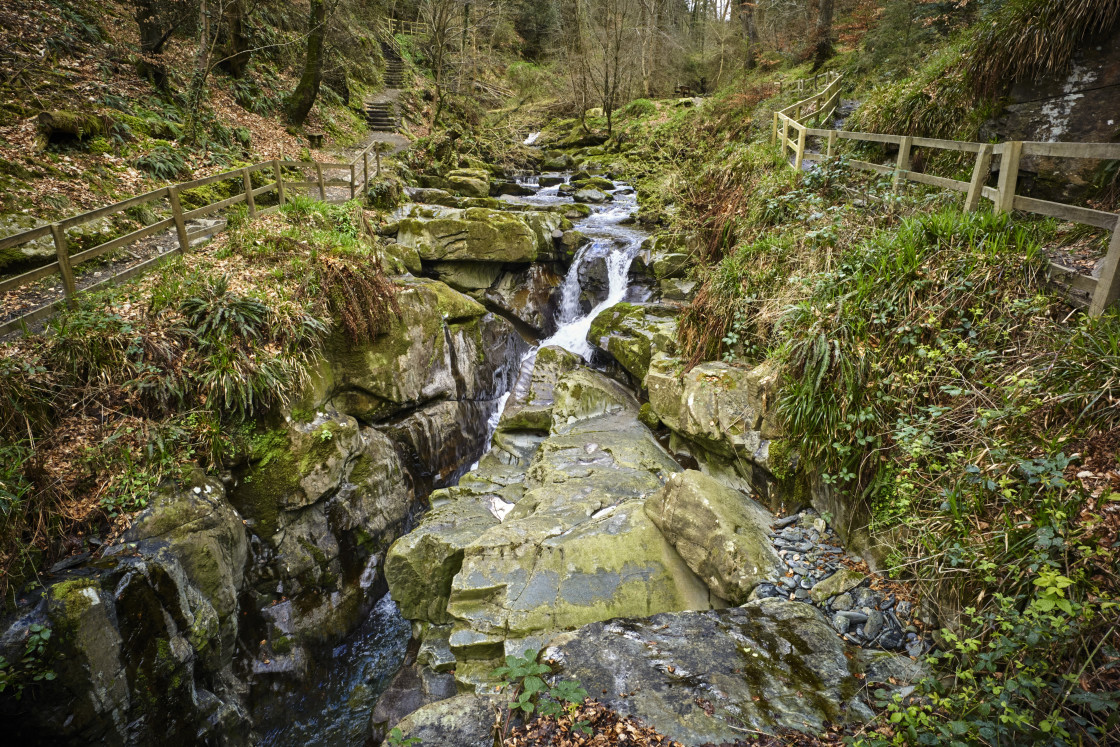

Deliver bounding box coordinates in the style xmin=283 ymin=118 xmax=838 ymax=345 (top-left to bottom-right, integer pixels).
xmin=366 ymin=42 xmax=406 ymax=132
xmin=366 ymin=101 xmax=398 ymax=131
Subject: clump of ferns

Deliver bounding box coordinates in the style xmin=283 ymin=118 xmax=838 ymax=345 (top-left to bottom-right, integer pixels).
xmin=177 ymin=275 xmax=326 ymax=421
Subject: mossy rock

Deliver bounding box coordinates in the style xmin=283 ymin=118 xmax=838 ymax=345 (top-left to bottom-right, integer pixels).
xmin=587 ymin=302 xmax=678 ymax=383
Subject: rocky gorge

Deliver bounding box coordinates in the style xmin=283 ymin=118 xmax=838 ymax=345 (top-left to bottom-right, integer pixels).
xmin=0 ymin=156 xmax=926 ymax=746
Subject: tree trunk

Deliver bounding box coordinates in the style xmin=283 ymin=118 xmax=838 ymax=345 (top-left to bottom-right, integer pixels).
xmin=739 ymin=1 xmax=759 ymax=70
xmin=135 ymin=0 xmax=168 ymax=86
xmin=812 ymin=0 xmax=834 ymax=69
xmin=220 ymin=0 xmax=252 ymax=78
xmin=287 ymin=0 xmax=327 ymax=126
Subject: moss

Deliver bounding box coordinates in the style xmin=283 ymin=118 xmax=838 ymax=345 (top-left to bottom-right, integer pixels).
xmin=272 ymin=635 xmax=293 ymax=654
xmin=46 ymin=578 xmax=100 ymax=635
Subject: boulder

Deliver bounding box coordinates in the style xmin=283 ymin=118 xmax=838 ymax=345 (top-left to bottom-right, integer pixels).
xmin=573 ymin=187 xmax=612 ymax=204
xmin=407 ymin=187 xmax=460 ymax=207
xmin=445 ymin=168 xmax=490 ymax=198
xmin=428 ymin=260 xmax=504 ymax=292
xmin=369 ymin=660 xmax=458 ymax=743
xmin=490 ymin=181 xmax=535 ymax=197
xmin=395 ymin=205 xmax=563 ymax=264
xmin=538 ymin=175 xmax=565 ymax=187
xmin=646 ymin=356 xmax=785 ymax=491
xmin=645 ymin=470 xmax=784 ymax=604
xmin=385 ymin=492 xmax=500 ymax=624
xmin=230 ymin=410 xmax=415 ymax=641
xmin=389 ymin=694 xmax=499 ymax=747
xmin=587 ymin=302 xmax=678 ymax=383
xmin=571 ymin=176 xmax=615 ymax=191
xmin=543 ymin=600 xmax=920 ymax=744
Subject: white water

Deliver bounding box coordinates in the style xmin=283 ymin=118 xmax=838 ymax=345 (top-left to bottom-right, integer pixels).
xmin=523 ymin=131 xmax=542 ymax=145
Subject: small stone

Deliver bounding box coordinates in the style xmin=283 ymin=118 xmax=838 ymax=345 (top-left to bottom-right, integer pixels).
xmin=906 ymin=641 xmax=924 ymax=658
xmin=772 ymin=515 xmax=799 ymax=529
xmin=864 ymin=610 xmax=884 ymax=640
xmin=832 ymin=613 xmax=850 ymax=634
xmin=809 ymin=568 xmax=865 ymax=605
xmin=780 ymin=577 xmax=796 ymax=590
xmin=749 ymin=583 xmax=783 ymax=600
xmin=895 ymin=600 xmax=913 ymax=619
xmin=799 ymin=578 xmax=813 ymax=590
xmin=838 ymin=610 xmax=868 ymax=624
xmin=831 ymin=593 xmax=853 ymax=611
xmin=879 ymin=628 xmax=905 ymax=650
xmin=793 ymin=588 xmax=810 ymax=600
xmin=879 ymin=596 xmax=895 ymax=611
xmin=813 ymin=517 xmax=827 ymax=533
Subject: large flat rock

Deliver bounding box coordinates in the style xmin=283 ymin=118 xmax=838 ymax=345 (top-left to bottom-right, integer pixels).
xmin=544 ymin=599 xmax=921 ymax=745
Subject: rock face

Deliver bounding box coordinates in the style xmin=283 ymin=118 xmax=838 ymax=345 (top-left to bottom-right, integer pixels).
xmin=395 ymin=205 xmax=563 ymax=264
xmin=645 ymin=470 xmax=784 ymax=604
xmin=387 ymin=368 xmax=717 ymax=690
xmin=983 ymin=28 xmax=1120 ymax=201
xmin=0 ymin=523 xmax=249 ymax=744
xmin=587 ymin=303 xmax=678 ymax=383
xmin=481 ymin=264 xmax=567 ymax=335
xmin=544 ymin=600 xmax=922 ymax=745
xmin=126 ymin=472 xmax=248 ymax=659
xmin=646 ymin=355 xmax=790 ymax=500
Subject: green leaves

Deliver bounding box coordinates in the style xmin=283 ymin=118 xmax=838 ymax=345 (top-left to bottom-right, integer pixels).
xmin=385 ymin=726 xmax=420 ymax=747
xmin=491 ymin=649 xmax=591 ymax=738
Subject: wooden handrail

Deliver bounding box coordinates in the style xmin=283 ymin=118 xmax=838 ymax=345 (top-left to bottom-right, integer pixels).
xmin=1 ymin=138 xmax=393 ymax=336
xmin=770 ymin=72 xmax=1120 ymax=315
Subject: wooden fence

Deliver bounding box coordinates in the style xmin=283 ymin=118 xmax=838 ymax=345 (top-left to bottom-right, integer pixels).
xmin=0 ymin=139 xmax=391 ymax=337
xmin=771 ymin=78 xmax=1120 ymax=316
xmin=382 ymin=18 xmax=430 ymax=37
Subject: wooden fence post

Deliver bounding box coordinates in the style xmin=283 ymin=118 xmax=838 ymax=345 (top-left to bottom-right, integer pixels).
xmin=50 ymin=223 xmax=76 ymax=303
xmin=772 ymin=112 xmax=779 ymax=145
xmin=794 ymin=127 xmax=807 ymax=171
xmin=375 ymin=149 xmax=382 ymax=176
xmin=315 ymin=162 xmax=326 ymax=201
xmin=965 ymin=144 xmax=993 ymax=212
xmin=273 ymin=160 xmax=286 ymax=206
xmin=827 ymin=130 xmax=837 ymax=158
xmin=363 ymin=152 xmax=369 ymax=191
xmin=995 ymin=140 xmax=1022 ymax=214
xmin=893 ymin=136 xmax=912 ymax=191
xmin=241 ymin=168 xmax=256 ymax=218
xmin=167 ymin=186 xmax=189 ymax=254
xmin=350 ymin=164 xmax=357 ymax=200
xmin=1089 ymin=217 xmax=1120 ymax=316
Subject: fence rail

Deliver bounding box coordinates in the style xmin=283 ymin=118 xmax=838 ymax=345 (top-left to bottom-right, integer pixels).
xmin=771 ymin=78 xmax=1120 ymax=316
xmin=382 ymin=18 xmax=430 ymax=37
xmin=0 ymin=138 xmax=392 ymax=337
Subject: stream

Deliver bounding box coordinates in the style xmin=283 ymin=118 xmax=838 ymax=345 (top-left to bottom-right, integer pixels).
xmin=254 ymin=173 xmax=650 ymax=746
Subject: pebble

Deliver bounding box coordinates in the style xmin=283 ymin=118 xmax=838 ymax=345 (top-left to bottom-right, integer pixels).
xmin=772 ymin=515 xmax=800 ymax=529
xmin=895 ymin=600 xmax=913 ymax=619
xmin=794 ymin=588 xmax=810 ymax=600
xmin=780 ymin=577 xmax=796 ymax=590
xmin=831 ymin=593 xmax=853 ymax=611
xmin=832 ymin=613 xmax=850 ymax=634
xmin=906 ymin=641 xmax=924 ymax=658
xmin=838 ymin=611 xmax=868 ymax=623
xmin=799 ymin=578 xmax=813 ymax=590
